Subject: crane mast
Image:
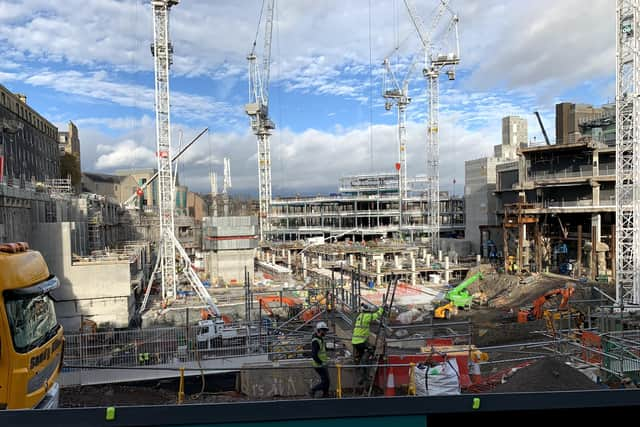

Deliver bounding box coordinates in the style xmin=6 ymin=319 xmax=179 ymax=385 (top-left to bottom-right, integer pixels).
xmin=404 ymin=0 xmax=460 ymax=254
xmin=383 ymin=56 xmax=418 ymax=232
xmin=151 ymin=0 xmax=178 ymax=299
xmin=147 ymin=0 xmax=221 ymax=317
xmin=246 ymin=0 xmax=276 ymax=241
xmin=616 ymin=0 xmax=640 ymax=307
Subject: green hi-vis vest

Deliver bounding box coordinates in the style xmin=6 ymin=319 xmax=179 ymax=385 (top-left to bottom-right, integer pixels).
xmin=351 ymin=307 xmax=384 ymax=345
xmin=311 ymin=335 xmax=328 ymax=367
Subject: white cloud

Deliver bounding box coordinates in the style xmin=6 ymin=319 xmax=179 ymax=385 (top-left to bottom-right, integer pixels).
xmin=95 ymin=139 xmax=156 ymax=170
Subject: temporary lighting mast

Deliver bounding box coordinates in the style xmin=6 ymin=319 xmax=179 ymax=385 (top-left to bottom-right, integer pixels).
xmin=246 ymin=0 xmax=275 ymax=241
xmin=615 ymin=0 xmax=640 ymax=307
xmin=404 ymin=0 xmax=460 ymax=254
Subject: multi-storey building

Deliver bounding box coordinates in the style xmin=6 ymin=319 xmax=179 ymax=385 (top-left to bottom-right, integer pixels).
xmin=494 ymin=106 xmax=615 ymax=278
xmin=0 ymin=84 xmax=60 ymax=183
xmin=269 ymin=172 xmax=464 ymax=242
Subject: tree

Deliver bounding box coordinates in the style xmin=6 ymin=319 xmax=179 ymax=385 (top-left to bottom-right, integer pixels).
xmin=60 ymin=153 xmax=81 ymax=187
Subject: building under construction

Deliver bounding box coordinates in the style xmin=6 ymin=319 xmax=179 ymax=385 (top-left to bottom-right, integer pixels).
xmin=269 ymin=172 xmax=464 ymax=243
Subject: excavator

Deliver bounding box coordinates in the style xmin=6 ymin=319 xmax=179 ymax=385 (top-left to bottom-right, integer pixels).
xmin=258 ymin=295 xmax=304 ymax=320
xmin=517 ymin=286 xmax=576 ymax=323
xmin=434 ymin=272 xmax=483 ymax=319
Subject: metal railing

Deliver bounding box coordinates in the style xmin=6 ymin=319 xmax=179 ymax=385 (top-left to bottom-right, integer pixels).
xmin=62 ymin=324 xmax=295 ymax=371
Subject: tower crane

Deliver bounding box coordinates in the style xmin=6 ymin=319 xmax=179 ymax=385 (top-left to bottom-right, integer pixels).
xmin=404 ymin=0 xmax=460 ymax=254
xmin=616 ymin=0 xmax=640 ymax=307
xmin=382 ymin=55 xmax=419 ymax=232
xmin=246 ymin=0 xmax=276 ymax=241
xmin=146 ymin=0 xmax=220 ymax=318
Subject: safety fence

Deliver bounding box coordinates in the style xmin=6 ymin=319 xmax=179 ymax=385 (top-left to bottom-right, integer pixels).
xmin=62 ymin=324 xmax=315 ymax=372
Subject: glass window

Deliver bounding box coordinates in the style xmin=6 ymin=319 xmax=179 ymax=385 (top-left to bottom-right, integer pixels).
xmin=4 ymin=290 xmax=59 ymax=353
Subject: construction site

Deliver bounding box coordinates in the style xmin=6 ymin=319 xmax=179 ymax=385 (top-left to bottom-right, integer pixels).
xmin=1 ymin=0 xmax=640 ymax=423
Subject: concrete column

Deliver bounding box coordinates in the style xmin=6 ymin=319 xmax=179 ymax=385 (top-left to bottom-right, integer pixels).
xmin=302 ymin=254 xmax=307 ymax=278
xmin=444 ymin=256 xmax=450 ymax=283
xmin=349 ymin=254 xmax=355 ymax=266
xmin=592 ymin=150 xmax=599 ymax=176
xmin=422 ymin=248 xmax=428 ymax=261
xmin=394 ymin=254 xmax=400 ymax=269
xmin=287 ymin=250 xmax=292 ymax=269
xmin=476 ymin=254 xmax=481 ymax=266
xmin=376 ymin=259 xmax=382 ymax=275
xmin=272 ymin=253 xmax=276 ymax=265
xmin=592 ymin=214 xmax=601 ymax=244
xmin=438 ymin=250 xmax=443 ymax=262
xmin=411 ymin=256 xmax=417 ymax=286
xmin=317 ymin=255 xmax=322 ymax=269
xmin=592 ymin=182 xmax=600 ymax=207
xmin=361 ymin=255 xmax=367 ymax=271
xmin=426 ymin=254 xmax=432 ymax=267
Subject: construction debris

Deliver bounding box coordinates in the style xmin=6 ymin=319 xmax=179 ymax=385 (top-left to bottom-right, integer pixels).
xmin=492 ymin=358 xmax=600 ymax=392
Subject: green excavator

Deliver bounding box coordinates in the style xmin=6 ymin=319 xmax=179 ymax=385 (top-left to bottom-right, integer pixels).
xmin=434 ymin=272 xmax=483 ymax=319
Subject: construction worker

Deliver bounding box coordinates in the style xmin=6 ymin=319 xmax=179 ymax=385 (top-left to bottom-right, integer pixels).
xmin=351 ymin=302 xmax=385 ymax=364
xmin=138 ymin=352 xmax=150 ymax=365
xmin=309 ymin=321 xmax=330 ymax=398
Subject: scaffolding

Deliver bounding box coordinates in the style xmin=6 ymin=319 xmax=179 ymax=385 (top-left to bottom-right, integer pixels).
xmin=615 ymin=0 xmax=640 ymax=306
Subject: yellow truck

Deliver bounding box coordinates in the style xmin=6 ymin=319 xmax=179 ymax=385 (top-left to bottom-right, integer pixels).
xmin=0 ymin=242 xmax=64 ymax=410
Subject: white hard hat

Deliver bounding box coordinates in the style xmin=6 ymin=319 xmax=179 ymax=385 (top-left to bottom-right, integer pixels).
xmin=316 ymin=321 xmax=329 ymax=331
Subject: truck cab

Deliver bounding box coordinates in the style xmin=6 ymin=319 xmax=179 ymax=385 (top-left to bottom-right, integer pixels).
xmin=0 ymin=242 xmax=64 ymax=410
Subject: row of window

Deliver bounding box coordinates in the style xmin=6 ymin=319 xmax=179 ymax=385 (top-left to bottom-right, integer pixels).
xmin=0 ymin=89 xmax=57 ymax=139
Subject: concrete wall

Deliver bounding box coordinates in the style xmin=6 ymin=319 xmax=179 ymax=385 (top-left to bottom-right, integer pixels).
xmin=464 ymin=157 xmax=498 ymax=253
xmin=206 ymin=249 xmax=255 ymax=284
xmin=31 ymin=222 xmax=133 ymax=330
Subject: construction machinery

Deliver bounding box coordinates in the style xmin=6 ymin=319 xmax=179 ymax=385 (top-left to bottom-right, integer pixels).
xmin=517 ymin=286 xmax=576 ymax=323
xmin=246 ymin=0 xmax=276 ymax=241
xmin=258 ymin=295 xmax=304 ymax=320
xmin=0 ymin=242 xmax=64 ymax=409
xmin=404 ymin=0 xmax=460 ymax=253
xmin=534 ymin=111 xmax=551 ymax=145
xmin=433 ymin=272 xmax=483 ymax=319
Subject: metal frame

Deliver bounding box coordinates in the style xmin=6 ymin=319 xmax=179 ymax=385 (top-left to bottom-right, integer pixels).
xmin=246 ymin=0 xmax=276 ymax=241
xmin=616 ymin=0 xmax=640 ymax=306
xmin=152 ymin=0 xmax=178 ymax=300
xmin=404 ymin=0 xmax=460 ymax=254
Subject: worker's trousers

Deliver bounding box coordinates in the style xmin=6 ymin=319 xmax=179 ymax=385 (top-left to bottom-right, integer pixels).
xmin=311 ymin=366 xmax=330 ymax=397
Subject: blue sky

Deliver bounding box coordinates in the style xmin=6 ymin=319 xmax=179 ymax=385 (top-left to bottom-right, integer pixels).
xmin=0 ymin=0 xmax=615 ymax=196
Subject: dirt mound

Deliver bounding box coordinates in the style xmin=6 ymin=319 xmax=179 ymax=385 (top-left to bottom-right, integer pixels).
xmin=492 ymin=357 xmax=600 ymax=392
xmin=61 ymin=385 xmax=177 ymax=407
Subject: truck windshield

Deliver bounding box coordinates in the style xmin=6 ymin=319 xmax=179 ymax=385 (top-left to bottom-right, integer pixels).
xmin=4 ymin=292 xmax=59 ymax=353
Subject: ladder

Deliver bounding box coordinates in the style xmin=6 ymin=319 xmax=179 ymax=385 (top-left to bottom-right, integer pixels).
xmin=365 ymin=276 xmax=399 ymax=396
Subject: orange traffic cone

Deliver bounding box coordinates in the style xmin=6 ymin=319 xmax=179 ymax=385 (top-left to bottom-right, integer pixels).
xmin=385 ymin=368 xmax=396 ymax=396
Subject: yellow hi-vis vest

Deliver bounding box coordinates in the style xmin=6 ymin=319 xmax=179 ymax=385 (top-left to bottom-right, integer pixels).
xmin=351 ymin=307 xmax=384 ymax=345
xmin=311 ymin=335 xmax=328 ymax=367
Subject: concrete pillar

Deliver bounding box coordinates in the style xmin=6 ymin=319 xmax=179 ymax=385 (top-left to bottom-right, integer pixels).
xmin=302 ymin=254 xmax=307 ymax=278
xmin=592 ymin=150 xmax=599 ymax=176
xmin=272 ymin=253 xmax=276 ymax=265
xmin=376 ymin=259 xmax=382 ymax=275
xmin=444 ymin=256 xmax=450 ymax=283
xmin=411 ymin=256 xmax=417 ymax=286
xmin=592 ymin=214 xmax=601 ymax=244
xmin=287 ymin=250 xmax=292 ymax=269
xmin=476 ymin=254 xmax=481 ymax=266
xmin=592 ymin=182 xmax=600 ymax=207
xmin=349 ymin=254 xmax=355 ymax=266
xmin=426 ymin=254 xmax=432 ymax=268
xmin=394 ymin=254 xmax=400 ymax=269
xmin=361 ymin=255 xmax=367 ymax=271
xmin=422 ymin=248 xmax=428 ymax=261
xmin=318 ymin=255 xmax=322 ymax=269
xmin=438 ymin=250 xmax=443 ymax=262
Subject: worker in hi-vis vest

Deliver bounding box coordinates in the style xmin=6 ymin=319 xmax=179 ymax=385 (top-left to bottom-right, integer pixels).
xmin=309 ymin=321 xmax=330 ymax=398
xmin=351 ymin=302 xmax=385 ymax=363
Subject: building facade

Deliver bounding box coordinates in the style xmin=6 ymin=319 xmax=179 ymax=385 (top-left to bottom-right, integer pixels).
xmin=494 ymin=106 xmax=616 ymax=278
xmin=0 ymin=84 xmax=60 ymax=183
xmin=555 ymin=102 xmax=611 ymax=145
xmin=269 ymin=172 xmax=465 ymax=242
xmin=464 ymin=115 xmax=526 ymax=253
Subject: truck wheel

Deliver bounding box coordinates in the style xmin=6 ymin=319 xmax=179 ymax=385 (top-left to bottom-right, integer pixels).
xmin=444 ymin=309 xmax=451 ymax=320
